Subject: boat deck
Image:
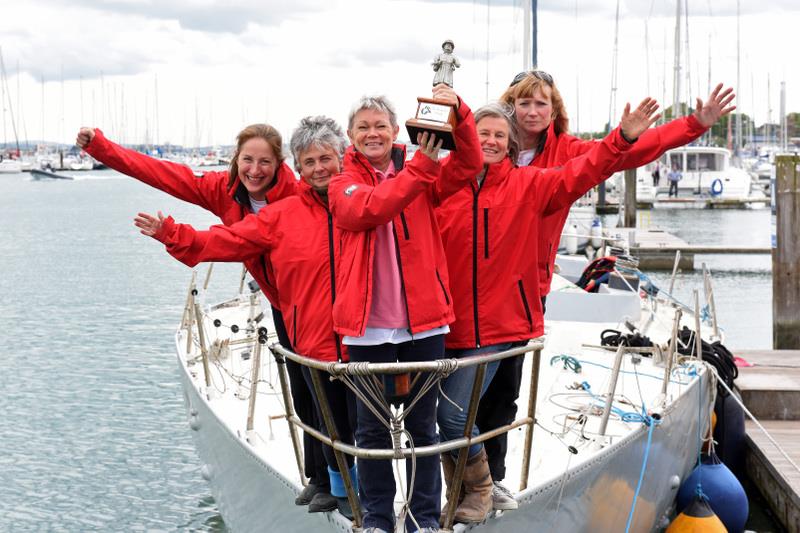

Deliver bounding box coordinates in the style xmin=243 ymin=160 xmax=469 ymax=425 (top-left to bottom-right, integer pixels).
xmin=736 ymin=349 xmax=800 ymax=532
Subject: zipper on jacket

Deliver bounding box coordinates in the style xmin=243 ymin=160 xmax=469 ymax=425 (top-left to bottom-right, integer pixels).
xmin=435 ymin=269 xmax=450 ymax=305
xmin=327 ymin=210 xmax=342 ymax=362
xmin=546 ymin=242 xmax=552 ymax=278
xmin=399 ymin=212 xmax=410 ymax=240
xmin=392 ymin=224 xmax=414 ymax=342
xmin=517 ymin=280 xmax=533 ymax=332
xmin=292 ymin=305 xmax=298 ymax=347
xmin=472 ymin=185 xmax=481 ymax=347
xmin=483 ymin=207 xmax=489 ymax=259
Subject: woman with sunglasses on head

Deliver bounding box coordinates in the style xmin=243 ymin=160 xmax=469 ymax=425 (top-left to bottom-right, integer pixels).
xmin=474 ymin=71 xmax=735 ymax=508
xmin=75 ymin=125 xmax=334 ymax=509
xmin=435 ymin=98 xmax=659 ymax=524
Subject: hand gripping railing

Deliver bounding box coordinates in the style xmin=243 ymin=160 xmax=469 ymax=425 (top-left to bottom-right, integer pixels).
xmin=268 ymin=341 xmax=543 ymax=532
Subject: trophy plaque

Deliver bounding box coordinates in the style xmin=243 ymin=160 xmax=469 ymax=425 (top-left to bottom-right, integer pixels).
xmin=405 ymin=97 xmax=458 ymax=151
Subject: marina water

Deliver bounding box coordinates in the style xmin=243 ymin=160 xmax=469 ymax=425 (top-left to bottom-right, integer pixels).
xmin=0 ymin=170 xmax=772 ymax=531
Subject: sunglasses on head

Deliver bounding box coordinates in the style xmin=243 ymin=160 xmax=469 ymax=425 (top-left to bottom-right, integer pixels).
xmin=510 ymin=70 xmax=554 ymax=86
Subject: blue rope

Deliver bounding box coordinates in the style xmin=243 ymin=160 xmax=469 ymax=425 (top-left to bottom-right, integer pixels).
xmin=624 ymin=414 xmax=659 ymax=533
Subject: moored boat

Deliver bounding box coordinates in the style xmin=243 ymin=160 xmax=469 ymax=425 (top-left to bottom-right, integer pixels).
xmin=175 ymin=251 xmax=721 ymax=532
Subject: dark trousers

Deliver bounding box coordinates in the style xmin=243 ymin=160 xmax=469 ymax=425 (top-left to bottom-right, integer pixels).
xmin=668 ymin=181 xmax=679 ymax=197
xmin=475 ymin=296 xmax=545 ymax=482
xmin=347 ymin=335 xmax=444 ymax=532
xmin=272 ymin=306 xmax=328 ymax=488
xmin=301 ymin=366 xmax=357 ymax=471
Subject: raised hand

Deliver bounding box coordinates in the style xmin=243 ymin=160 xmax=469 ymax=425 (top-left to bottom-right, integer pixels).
xmin=76 ymin=127 xmax=95 ymax=148
xmin=620 ymin=98 xmax=661 ymax=142
xmin=694 ymin=83 xmax=736 ymax=128
xmin=432 ymin=83 xmax=459 ymax=108
xmin=134 ymin=211 xmax=166 ymax=238
xmin=417 ymin=131 xmax=444 ymax=162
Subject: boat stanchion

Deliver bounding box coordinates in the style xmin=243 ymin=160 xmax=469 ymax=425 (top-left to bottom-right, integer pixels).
xmin=693 ymin=289 xmax=703 ymax=359
xmin=668 ymin=250 xmax=681 ymax=296
xmin=519 ymin=348 xmax=542 ymax=491
xmin=443 ymin=361 xmax=488 ymax=531
xmin=309 ymin=368 xmax=362 ymax=528
xmin=202 ymin=263 xmax=214 ymax=291
xmin=238 ymin=264 xmax=247 ymax=295
xmin=598 ymin=344 xmax=626 ymax=439
xmin=182 ymin=273 xmax=197 ymax=356
xmin=246 ymin=332 xmax=264 ymax=432
xmin=270 ymin=343 xmax=307 ymax=488
xmin=194 ymin=302 xmax=212 ymax=390
xmin=661 ymin=308 xmax=683 ymax=397
xmin=702 ymin=263 xmax=720 ymax=339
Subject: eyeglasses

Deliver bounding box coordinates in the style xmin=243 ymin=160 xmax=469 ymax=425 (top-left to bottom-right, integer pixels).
xmin=509 ymin=70 xmax=554 ymax=87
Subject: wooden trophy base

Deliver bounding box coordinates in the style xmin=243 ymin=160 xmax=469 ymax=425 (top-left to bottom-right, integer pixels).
xmin=405 ymin=97 xmax=458 ymax=151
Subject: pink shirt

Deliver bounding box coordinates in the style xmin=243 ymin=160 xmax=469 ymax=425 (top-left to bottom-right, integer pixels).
xmin=366 ymin=162 xmax=408 ymax=329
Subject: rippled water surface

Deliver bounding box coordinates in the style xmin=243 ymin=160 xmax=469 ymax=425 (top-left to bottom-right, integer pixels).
xmin=0 ymin=171 xmax=775 ymax=530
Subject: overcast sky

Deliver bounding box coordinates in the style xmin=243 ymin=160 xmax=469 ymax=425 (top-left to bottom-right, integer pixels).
xmin=1 ymin=0 xmax=797 ymax=147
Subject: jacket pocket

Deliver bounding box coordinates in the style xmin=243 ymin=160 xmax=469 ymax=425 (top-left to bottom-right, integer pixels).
xmin=517 ymin=279 xmax=533 ymax=332
xmin=435 ymin=269 xmax=451 ymax=305
xmin=545 ymin=242 xmax=552 ymax=278
xmin=292 ymin=305 xmax=298 ymax=348
xmin=483 ymin=208 xmax=489 ymax=259
xmin=399 ymin=212 xmax=410 ymax=240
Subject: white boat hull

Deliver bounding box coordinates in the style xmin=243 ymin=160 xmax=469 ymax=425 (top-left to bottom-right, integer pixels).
xmin=175 ymin=285 xmax=715 ymax=533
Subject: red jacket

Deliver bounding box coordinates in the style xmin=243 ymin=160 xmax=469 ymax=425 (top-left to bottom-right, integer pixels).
xmin=437 ymin=127 xmax=633 ymax=349
xmin=328 ymin=100 xmax=482 ymax=338
xmin=84 ymin=129 xmax=298 ymax=306
xmin=151 ymin=181 xmax=346 ymax=362
xmin=532 ymin=115 xmax=707 ymax=296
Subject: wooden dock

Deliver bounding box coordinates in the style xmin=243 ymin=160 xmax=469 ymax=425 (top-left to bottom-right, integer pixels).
xmin=613 ymin=227 xmax=771 ymax=270
xmin=736 ymin=349 xmax=800 ymax=532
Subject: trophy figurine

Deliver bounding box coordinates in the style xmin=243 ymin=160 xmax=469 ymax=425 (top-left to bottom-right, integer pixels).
xmin=405 ymin=39 xmax=460 ymax=151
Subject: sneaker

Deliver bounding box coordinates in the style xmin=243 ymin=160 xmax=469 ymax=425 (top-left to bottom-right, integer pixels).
xmin=362 ymin=528 xmax=389 ymax=533
xmin=308 ymin=490 xmax=338 ymax=513
xmin=295 ymin=483 xmax=322 ymax=506
xmin=417 ymin=528 xmax=440 ymax=533
xmin=491 ymin=481 xmax=519 ymax=510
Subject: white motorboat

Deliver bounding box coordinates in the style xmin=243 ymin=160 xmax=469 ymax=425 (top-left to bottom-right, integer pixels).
xmin=635 ymin=146 xmax=755 ymax=207
xmin=173 ymin=251 xmax=720 ymax=532
xmin=0 ymin=158 xmax=22 ymax=174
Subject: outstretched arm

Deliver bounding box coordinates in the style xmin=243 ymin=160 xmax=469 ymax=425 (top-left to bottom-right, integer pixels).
xmin=78 ymin=127 xmax=229 ymax=213
xmin=530 ymin=98 xmax=660 ymax=214
xmin=133 ymin=208 xmax=279 ymax=267
xmin=571 ymin=84 xmax=736 ymax=172
xmin=429 ymin=84 xmax=483 ymax=204
xmin=329 ymin=141 xmax=442 ymax=232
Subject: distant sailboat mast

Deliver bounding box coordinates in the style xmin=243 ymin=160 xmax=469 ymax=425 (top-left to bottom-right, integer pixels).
xmin=673 ymin=0 xmax=682 ymax=118
xmin=607 ymin=0 xmax=620 ymax=131
xmin=522 ymin=0 xmax=537 ymax=69
xmin=735 ymin=0 xmax=742 ymax=155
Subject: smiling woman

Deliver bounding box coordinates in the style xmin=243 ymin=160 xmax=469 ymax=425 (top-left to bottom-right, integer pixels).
xmin=75 ymin=124 xmax=338 ymax=510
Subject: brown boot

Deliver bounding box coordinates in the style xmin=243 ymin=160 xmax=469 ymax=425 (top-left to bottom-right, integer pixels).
xmin=440 ymin=453 xmax=464 ymax=524
xmin=453 ymin=448 xmax=493 ymax=523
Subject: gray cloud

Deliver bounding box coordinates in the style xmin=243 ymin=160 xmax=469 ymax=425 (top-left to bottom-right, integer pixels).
xmin=39 ymin=0 xmax=326 ymax=33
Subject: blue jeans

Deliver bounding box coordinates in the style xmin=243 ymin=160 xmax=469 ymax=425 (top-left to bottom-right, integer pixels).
xmin=437 ymin=343 xmax=513 ymax=459
xmin=347 ymin=334 xmax=444 ymax=532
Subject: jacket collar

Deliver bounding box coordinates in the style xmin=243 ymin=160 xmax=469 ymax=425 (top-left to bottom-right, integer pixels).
xmin=344 ymin=144 xmax=407 ymax=182
xmin=478 ymin=157 xmax=515 ymax=189
xmin=297 ymin=179 xmax=329 ymax=210
xmin=529 ymin=120 xmax=555 ymax=166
